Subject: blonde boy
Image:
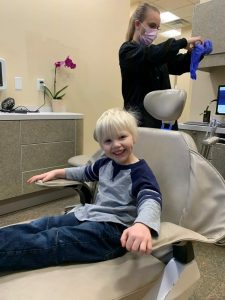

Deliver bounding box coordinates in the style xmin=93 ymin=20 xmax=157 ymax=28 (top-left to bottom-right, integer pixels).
xmin=0 ymin=108 xmax=161 ymax=271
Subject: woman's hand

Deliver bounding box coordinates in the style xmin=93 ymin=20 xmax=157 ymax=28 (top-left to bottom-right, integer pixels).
xmin=120 ymin=222 xmax=152 ymax=255
xmin=186 ymin=36 xmax=204 ymax=51
xmin=27 ymin=169 xmax=65 ymax=184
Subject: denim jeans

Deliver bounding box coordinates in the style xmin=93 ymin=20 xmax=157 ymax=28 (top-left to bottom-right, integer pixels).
xmin=0 ymin=213 xmax=127 ymax=271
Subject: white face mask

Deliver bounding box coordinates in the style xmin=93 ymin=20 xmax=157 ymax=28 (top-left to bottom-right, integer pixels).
xmin=139 ymin=24 xmax=158 ymax=46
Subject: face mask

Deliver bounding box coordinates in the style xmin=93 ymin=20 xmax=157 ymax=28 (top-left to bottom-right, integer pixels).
xmin=139 ymin=25 xmax=158 ymax=46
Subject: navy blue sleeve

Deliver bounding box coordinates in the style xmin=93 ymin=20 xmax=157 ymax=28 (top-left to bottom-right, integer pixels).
xmin=84 ymin=157 xmax=110 ymax=181
xmin=131 ymin=162 xmax=162 ymax=208
xmin=130 ymin=161 xmax=162 ymax=235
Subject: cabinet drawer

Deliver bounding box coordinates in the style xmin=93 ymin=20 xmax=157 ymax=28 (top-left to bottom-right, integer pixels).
xmin=21 ymin=141 xmax=75 ymax=171
xmin=21 ymin=120 xmax=75 ymax=144
xmin=0 ymin=121 xmax=21 ymax=200
xmin=211 ymin=143 xmax=225 ymax=178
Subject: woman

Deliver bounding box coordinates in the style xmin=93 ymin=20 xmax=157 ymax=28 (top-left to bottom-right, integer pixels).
xmin=119 ymin=3 xmax=204 ymax=129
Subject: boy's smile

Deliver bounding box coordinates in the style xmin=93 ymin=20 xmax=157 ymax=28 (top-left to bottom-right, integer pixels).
xmin=101 ymin=130 xmax=139 ymax=165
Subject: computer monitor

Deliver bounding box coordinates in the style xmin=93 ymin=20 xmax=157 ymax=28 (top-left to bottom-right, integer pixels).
xmin=216 ymin=85 xmax=225 ymax=115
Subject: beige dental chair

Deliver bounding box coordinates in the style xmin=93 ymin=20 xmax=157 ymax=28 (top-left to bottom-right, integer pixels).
xmin=1 ymin=89 xmax=225 ymax=300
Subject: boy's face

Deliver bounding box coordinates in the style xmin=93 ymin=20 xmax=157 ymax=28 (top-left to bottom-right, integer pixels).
xmin=100 ymin=130 xmax=137 ymax=165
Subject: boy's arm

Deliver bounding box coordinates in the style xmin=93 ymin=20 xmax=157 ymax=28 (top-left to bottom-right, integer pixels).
xmin=121 ymin=166 xmax=162 ymax=254
xmin=27 ymin=169 xmax=65 ymax=184
xmin=120 ymin=197 xmax=161 ymax=255
xmin=121 ymin=222 xmax=152 ymax=255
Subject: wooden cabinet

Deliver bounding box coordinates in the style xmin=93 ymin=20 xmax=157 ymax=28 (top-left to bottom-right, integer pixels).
xmin=0 ymin=119 xmax=83 ymax=201
xmin=192 ymin=0 xmax=225 ymax=69
xmin=0 ymin=121 xmax=21 ymax=200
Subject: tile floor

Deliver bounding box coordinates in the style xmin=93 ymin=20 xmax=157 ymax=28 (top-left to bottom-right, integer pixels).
xmin=0 ymin=195 xmax=225 ymax=300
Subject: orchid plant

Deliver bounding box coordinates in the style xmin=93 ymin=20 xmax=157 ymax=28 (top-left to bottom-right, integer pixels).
xmin=44 ymin=56 xmax=76 ymax=100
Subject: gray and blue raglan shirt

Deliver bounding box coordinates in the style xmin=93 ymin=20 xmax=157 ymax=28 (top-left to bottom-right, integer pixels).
xmin=65 ymin=157 xmax=162 ymax=235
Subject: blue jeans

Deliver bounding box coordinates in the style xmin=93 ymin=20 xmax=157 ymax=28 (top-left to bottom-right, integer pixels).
xmin=0 ymin=213 xmax=127 ymax=271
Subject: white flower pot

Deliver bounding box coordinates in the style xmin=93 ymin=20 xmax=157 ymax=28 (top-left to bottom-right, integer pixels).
xmin=51 ymin=99 xmax=66 ymax=112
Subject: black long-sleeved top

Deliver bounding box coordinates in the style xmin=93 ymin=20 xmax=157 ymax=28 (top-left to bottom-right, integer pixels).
xmin=119 ymin=38 xmax=191 ymax=129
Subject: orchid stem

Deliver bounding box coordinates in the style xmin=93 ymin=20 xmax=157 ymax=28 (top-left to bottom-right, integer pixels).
xmin=53 ymin=66 xmax=57 ymax=97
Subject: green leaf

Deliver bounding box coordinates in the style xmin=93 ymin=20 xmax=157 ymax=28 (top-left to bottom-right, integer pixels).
xmin=43 ymin=86 xmax=54 ymax=99
xmin=44 ymin=85 xmax=68 ymax=99
xmin=54 ymin=86 xmax=68 ymax=98
xmin=55 ymin=93 xmax=66 ymax=99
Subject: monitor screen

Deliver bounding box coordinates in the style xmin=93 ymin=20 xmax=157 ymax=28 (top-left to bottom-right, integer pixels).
xmin=216 ymin=85 xmax=225 ymax=115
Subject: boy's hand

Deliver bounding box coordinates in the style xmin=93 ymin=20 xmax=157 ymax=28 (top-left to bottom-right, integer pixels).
xmin=27 ymin=169 xmax=65 ymax=184
xmin=120 ymin=222 xmax=152 ymax=255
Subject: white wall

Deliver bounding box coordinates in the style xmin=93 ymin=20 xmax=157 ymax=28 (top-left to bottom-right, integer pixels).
xmin=0 ymin=0 xmax=130 ymax=153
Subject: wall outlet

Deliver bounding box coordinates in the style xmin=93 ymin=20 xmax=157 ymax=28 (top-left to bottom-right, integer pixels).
xmin=37 ymin=78 xmax=45 ymax=91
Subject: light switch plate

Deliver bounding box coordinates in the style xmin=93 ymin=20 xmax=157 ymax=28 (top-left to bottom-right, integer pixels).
xmin=15 ymin=77 xmax=22 ymax=90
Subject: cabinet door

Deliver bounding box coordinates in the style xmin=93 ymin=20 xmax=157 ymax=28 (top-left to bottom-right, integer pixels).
xmin=180 ymin=130 xmax=206 ymax=152
xmin=20 ymin=119 xmax=82 ymax=194
xmin=192 ymin=0 xmax=225 ymax=55
xmin=0 ymin=121 xmax=21 ymax=200
xmin=211 ymin=143 xmax=225 ymax=179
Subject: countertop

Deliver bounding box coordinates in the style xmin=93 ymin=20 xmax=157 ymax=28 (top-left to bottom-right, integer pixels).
xmin=0 ymin=112 xmax=84 ymax=120
xmin=179 ymin=122 xmax=225 ymax=134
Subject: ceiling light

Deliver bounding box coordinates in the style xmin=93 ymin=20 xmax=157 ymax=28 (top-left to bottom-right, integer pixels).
xmin=160 ymin=29 xmax=181 ymax=38
xmin=160 ymin=12 xmax=180 ymax=24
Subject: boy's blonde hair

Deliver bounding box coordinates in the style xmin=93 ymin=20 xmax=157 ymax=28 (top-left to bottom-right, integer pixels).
xmin=94 ymin=108 xmax=138 ymax=144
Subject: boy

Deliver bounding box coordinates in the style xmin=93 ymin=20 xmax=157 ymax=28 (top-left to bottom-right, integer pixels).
xmin=0 ymin=108 xmax=162 ymax=271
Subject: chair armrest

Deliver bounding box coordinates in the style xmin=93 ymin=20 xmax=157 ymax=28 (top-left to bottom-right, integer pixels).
xmin=68 ymin=150 xmax=103 ymax=167
xmin=68 ymin=155 xmax=91 ymax=167
xmin=35 ymin=179 xmax=93 ymax=205
xmin=152 ymin=222 xmax=212 ymax=252
xmin=202 ymin=136 xmax=220 ymax=145
xmin=35 ymin=179 xmax=82 ymax=188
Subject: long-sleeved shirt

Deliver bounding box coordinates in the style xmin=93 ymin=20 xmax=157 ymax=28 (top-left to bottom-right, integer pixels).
xmin=119 ymin=38 xmax=191 ymax=128
xmin=65 ymin=157 xmax=162 ymax=236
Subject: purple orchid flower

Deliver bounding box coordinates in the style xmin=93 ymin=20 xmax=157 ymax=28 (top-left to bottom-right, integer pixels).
xmin=64 ymin=56 xmax=76 ymax=69
xmin=44 ymin=56 xmax=77 ymax=99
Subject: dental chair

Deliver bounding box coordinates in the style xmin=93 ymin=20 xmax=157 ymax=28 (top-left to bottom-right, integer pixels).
xmin=1 ymin=89 xmax=225 ymax=300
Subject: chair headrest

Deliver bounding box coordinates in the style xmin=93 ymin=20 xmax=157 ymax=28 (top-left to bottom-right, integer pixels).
xmin=143 ymin=89 xmax=187 ymax=122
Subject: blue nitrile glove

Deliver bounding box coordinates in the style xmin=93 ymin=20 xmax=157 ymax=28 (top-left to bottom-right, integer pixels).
xmin=203 ymin=39 xmax=213 ymax=55
xmin=190 ymin=44 xmax=204 ymax=80
xmin=190 ymin=39 xmax=213 ymax=80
